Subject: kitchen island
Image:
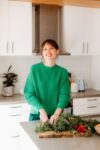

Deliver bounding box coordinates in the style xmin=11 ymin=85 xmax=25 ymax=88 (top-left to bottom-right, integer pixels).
xmin=20 ymin=121 xmax=100 ymax=150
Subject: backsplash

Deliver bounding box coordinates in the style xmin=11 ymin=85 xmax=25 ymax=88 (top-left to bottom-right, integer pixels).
xmin=0 ymin=55 xmax=92 ymax=95
xmin=91 ymin=56 xmax=100 ymax=90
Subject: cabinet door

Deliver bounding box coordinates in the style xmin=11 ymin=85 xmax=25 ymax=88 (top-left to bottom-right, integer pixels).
xmin=83 ymin=7 xmax=93 ymax=55
xmin=8 ymin=103 xmax=30 ymax=136
xmin=0 ymin=102 xmax=29 ymax=150
xmin=60 ymin=6 xmax=95 ymax=55
xmin=8 ymin=1 xmax=32 ymax=55
xmin=0 ymin=0 xmax=8 ymax=55
xmin=88 ymin=8 xmax=100 ymax=55
xmin=61 ymin=6 xmax=86 ymax=55
xmin=0 ymin=105 xmax=12 ymax=150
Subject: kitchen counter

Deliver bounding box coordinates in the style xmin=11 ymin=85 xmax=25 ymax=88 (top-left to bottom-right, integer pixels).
xmin=0 ymin=94 xmax=25 ymax=105
xmin=0 ymin=88 xmax=100 ymax=104
xmin=71 ymin=88 xmax=100 ymax=99
xmin=20 ymin=121 xmax=100 ymax=150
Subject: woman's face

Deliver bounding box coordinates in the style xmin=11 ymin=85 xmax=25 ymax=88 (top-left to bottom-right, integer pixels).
xmin=42 ymin=43 xmax=59 ymax=61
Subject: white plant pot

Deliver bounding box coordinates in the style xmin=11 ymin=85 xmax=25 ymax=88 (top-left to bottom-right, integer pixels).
xmin=3 ymin=86 xmax=14 ymax=97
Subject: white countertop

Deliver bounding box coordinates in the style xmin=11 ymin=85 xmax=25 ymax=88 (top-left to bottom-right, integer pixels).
xmin=20 ymin=121 xmax=100 ymax=150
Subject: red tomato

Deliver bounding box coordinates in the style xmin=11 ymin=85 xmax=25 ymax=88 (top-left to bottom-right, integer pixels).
xmin=74 ymin=125 xmax=85 ymax=133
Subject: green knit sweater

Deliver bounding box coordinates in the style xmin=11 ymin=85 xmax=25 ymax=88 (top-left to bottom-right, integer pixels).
xmin=24 ymin=63 xmax=70 ymax=115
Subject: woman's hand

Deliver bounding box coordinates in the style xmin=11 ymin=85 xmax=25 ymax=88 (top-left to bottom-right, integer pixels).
xmin=39 ymin=109 xmax=48 ymax=123
xmin=50 ymin=108 xmax=62 ymax=124
xmin=50 ymin=114 xmax=59 ymax=124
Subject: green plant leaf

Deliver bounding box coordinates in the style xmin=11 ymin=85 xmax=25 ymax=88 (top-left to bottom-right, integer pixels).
xmin=0 ymin=66 xmax=18 ymax=87
xmin=7 ymin=65 xmax=12 ymax=73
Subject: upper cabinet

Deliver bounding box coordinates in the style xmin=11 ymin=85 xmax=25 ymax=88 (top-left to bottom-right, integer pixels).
xmin=8 ymin=1 xmax=32 ymax=55
xmin=60 ymin=6 xmax=100 ymax=55
xmin=0 ymin=0 xmax=8 ymax=55
xmin=89 ymin=8 xmax=100 ymax=55
xmin=0 ymin=1 xmax=33 ymax=56
xmin=1 ymin=0 xmax=100 ymax=56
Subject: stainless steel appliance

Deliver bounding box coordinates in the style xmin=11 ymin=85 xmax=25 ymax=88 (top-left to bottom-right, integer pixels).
xmin=78 ymin=79 xmax=85 ymax=92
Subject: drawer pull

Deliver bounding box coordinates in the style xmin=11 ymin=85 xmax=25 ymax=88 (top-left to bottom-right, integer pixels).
xmin=88 ymin=99 xmax=97 ymax=101
xmin=87 ymin=106 xmax=97 ymax=108
xmin=10 ymin=114 xmax=22 ymax=117
xmin=11 ymin=135 xmax=20 ymax=138
xmin=10 ymin=106 xmax=22 ymax=109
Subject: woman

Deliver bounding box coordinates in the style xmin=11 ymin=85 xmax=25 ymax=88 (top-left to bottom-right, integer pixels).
xmin=24 ymin=39 xmax=70 ymax=124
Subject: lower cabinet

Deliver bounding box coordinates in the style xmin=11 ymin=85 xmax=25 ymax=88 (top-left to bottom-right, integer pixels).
xmin=73 ymin=97 xmax=100 ymax=116
xmin=0 ymin=102 xmax=30 ymax=150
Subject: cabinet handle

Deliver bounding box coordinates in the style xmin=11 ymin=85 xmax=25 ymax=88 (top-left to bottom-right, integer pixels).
xmin=87 ymin=43 xmax=88 ymax=53
xmin=87 ymin=106 xmax=97 ymax=108
xmin=82 ymin=43 xmax=85 ymax=53
xmin=11 ymin=135 xmax=20 ymax=138
xmin=6 ymin=41 xmax=8 ymax=53
xmin=12 ymin=42 xmax=14 ymax=53
xmin=87 ymin=99 xmax=97 ymax=101
xmin=10 ymin=114 xmax=22 ymax=117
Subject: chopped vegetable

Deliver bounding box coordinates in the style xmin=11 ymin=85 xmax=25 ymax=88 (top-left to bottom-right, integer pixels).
xmin=35 ymin=113 xmax=100 ymax=137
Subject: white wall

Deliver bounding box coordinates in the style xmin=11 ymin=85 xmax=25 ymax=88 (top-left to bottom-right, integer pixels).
xmin=91 ymin=56 xmax=100 ymax=90
xmin=58 ymin=56 xmax=92 ymax=88
xmin=0 ymin=55 xmax=91 ymax=95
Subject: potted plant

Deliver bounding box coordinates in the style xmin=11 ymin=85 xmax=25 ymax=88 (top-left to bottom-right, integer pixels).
xmin=0 ymin=65 xmax=18 ymax=96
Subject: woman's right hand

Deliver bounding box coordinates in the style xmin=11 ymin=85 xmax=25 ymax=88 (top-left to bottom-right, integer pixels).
xmin=39 ymin=109 xmax=48 ymax=123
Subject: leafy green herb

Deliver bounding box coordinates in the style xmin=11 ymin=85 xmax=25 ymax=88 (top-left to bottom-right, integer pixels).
xmin=35 ymin=113 xmax=100 ymax=136
xmin=35 ymin=122 xmax=53 ymax=133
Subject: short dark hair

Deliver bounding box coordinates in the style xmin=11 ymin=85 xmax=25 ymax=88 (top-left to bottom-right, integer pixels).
xmin=41 ymin=39 xmax=59 ymax=50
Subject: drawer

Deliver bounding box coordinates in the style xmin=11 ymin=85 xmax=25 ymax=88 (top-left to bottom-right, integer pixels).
xmin=73 ymin=104 xmax=100 ymax=116
xmin=8 ymin=103 xmax=30 ymax=116
xmin=73 ymin=97 xmax=100 ymax=106
xmin=10 ymin=112 xmax=29 ymax=122
xmin=9 ymin=104 xmax=23 ymax=116
xmin=0 ymin=103 xmax=29 ymax=137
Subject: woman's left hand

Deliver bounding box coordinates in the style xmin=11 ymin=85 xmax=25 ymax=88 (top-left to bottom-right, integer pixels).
xmin=49 ymin=114 xmax=59 ymax=124
xmin=50 ymin=108 xmax=62 ymax=124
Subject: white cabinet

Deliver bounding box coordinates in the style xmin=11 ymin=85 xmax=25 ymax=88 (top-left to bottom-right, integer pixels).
xmin=88 ymin=8 xmax=100 ymax=55
xmin=0 ymin=0 xmax=8 ymax=55
xmin=8 ymin=103 xmax=30 ymax=136
xmin=73 ymin=97 xmax=100 ymax=116
xmin=60 ymin=6 xmax=100 ymax=55
xmin=60 ymin=6 xmax=85 ymax=55
xmin=0 ymin=1 xmax=32 ymax=56
xmin=0 ymin=102 xmax=30 ymax=150
xmin=8 ymin=1 xmax=32 ymax=55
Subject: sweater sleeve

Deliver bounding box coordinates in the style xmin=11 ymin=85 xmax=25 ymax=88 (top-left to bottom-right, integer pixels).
xmin=23 ymin=67 xmax=43 ymax=111
xmin=57 ymin=70 xmax=70 ymax=109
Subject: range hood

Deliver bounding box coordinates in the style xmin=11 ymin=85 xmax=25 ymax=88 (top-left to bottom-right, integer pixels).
xmin=33 ymin=4 xmax=70 ymax=55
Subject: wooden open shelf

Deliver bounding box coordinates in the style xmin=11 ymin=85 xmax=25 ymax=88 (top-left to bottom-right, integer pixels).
xmin=9 ymin=0 xmax=100 ymax=8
